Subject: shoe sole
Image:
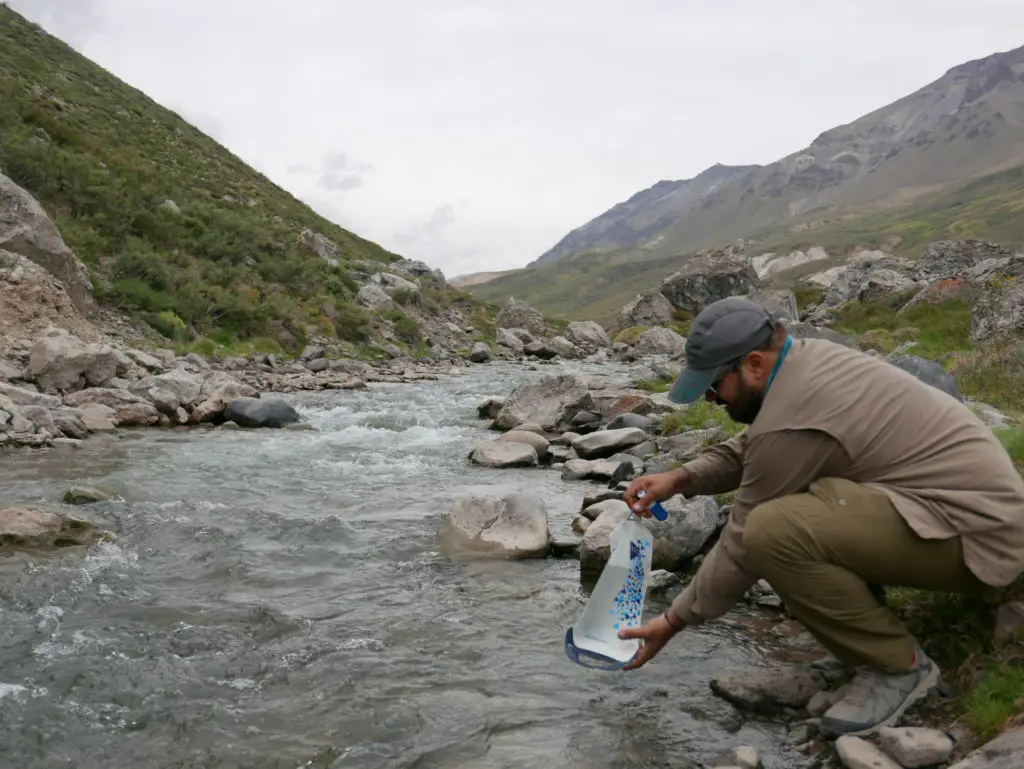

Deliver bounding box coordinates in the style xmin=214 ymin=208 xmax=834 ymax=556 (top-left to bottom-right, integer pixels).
xmin=824 ymin=662 xmax=942 ymax=738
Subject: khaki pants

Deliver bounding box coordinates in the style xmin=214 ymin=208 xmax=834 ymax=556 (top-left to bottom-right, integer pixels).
xmin=743 ymin=477 xmax=986 ymax=673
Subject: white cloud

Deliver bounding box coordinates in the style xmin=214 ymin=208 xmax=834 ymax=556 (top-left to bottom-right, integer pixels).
xmin=7 ymin=0 xmax=1024 ymax=277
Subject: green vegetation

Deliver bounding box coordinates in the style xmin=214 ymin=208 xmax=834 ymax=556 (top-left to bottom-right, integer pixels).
xmin=661 ymin=400 xmax=744 ymax=437
xmin=0 ymin=6 xmax=492 ymax=355
xmin=832 ymin=292 xmax=973 ymax=359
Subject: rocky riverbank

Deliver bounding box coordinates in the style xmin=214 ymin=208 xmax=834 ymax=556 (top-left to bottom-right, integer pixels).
xmin=438 ymin=345 xmax=1024 ymax=768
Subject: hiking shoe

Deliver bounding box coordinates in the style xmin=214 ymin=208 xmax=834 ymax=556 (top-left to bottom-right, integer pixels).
xmin=819 ymin=647 xmax=940 ymax=737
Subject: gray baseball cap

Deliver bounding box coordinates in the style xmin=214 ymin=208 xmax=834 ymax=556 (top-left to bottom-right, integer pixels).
xmin=668 ymin=297 xmax=775 ymax=403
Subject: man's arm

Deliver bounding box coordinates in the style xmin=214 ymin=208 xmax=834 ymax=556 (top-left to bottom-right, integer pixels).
xmin=671 ymin=429 xmax=748 ymax=497
xmin=668 ymin=428 xmax=851 ymax=626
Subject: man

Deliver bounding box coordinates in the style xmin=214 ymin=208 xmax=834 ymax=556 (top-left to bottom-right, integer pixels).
xmin=621 ymin=296 xmax=1024 ymax=737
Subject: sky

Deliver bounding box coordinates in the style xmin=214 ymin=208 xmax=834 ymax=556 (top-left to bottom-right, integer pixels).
xmin=8 ymin=0 xmax=1024 ymax=279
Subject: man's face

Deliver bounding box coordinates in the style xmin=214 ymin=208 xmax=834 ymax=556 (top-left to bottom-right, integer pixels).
xmin=706 ymin=361 xmax=765 ymax=424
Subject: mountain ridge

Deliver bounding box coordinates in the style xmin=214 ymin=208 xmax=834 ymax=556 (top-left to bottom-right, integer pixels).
xmin=526 ymin=42 xmax=1024 ymax=269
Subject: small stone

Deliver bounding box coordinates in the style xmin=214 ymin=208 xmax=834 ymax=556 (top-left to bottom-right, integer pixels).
xmin=807 ymin=689 xmax=836 ymax=717
xmin=834 ymin=735 xmax=902 ymax=769
xmin=648 ymin=569 xmax=680 ymax=593
xmin=876 ymin=726 xmax=954 ymax=767
xmin=710 ymin=745 xmax=762 ymax=769
xmin=709 ymin=668 xmax=827 ymax=714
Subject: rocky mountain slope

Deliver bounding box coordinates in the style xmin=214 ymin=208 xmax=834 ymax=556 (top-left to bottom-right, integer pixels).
xmin=544 ymin=43 xmax=1024 ymax=263
xmin=527 ymin=164 xmax=759 ymax=267
xmin=470 ymin=44 xmax=1024 ymax=315
xmin=0 ymin=5 xmax=495 ymax=360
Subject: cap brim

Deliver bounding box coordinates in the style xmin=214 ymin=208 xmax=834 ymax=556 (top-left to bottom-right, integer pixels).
xmin=667 ymin=365 xmax=722 ymax=404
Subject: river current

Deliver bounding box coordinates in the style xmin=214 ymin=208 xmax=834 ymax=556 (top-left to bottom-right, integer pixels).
xmin=0 ymin=359 xmax=810 ymax=769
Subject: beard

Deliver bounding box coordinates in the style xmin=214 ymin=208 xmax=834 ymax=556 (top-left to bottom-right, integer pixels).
xmin=720 ymin=377 xmax=764 ymax=424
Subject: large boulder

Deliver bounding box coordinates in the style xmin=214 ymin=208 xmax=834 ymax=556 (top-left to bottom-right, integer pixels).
xmin=494 ymin=297 xmax=547 ymax=338
xmin=0 ymin=506 xmax=103 ymax=548
xmin=130 ymin=371 xmax=204 ymax=409
xmin=633 ymin=326 xmax=687 ymax=357
xmin=492 ymin=374 xmax=594 ymax=432
xmin=659 ymin=245 xmax=761 ymax=315
xmin=190 ymin=376 xmax=260 ymax=423
xmin=63 ymin=388 xmax=160 ymax=426
xmin=436 ymin=492 xmax=550 ymax=558
xmin=223 ymin=396 xmax=301 ymax=428
xmin=970 ymin=254 xmax=1024 ymax=344
xmin=0 ymin=172 xmax=95 ymax=315
xmin=26 ymin=328 xmax=119 ymax=392
xmin=618 ymin=291 xmax=675 ymax=329
xmin=913 ymin=239 xmax=1015 ymax=284
xmin=566 ymin=321 xmax=611 ymax=351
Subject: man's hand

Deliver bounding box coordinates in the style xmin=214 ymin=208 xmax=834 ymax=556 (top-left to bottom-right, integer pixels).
xmin=618 ymin=613 xmax=683 ymax=670
xmin=624 ymin=469 xmax=688 ymax=518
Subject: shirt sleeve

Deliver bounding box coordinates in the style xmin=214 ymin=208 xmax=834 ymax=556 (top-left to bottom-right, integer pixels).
xmin=669 ymin=428 xmax=852 ymax=626
xmin=681 ymin=429 xmax=748 ymax=496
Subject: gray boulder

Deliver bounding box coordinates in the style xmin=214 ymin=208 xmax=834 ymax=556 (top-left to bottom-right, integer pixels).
xmin=223 ymin=396 xmax=301 ymax=428
xmin=888 ymin=355 xmax=963 ymax=402
xmin=436 ymin=492 xmax=550 ymax=558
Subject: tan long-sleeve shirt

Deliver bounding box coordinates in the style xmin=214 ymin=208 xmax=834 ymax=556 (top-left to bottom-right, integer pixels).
xmin=668 ymin=337 xmax=1024 ymax=626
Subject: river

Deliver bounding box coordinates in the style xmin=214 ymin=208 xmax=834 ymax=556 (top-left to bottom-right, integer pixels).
xmin=0 ymin=359 xmax=813 ymax=769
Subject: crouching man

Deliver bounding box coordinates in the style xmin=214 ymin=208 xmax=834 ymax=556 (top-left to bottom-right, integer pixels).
xmin=623 ymin=296 xmax=1024 ymax=737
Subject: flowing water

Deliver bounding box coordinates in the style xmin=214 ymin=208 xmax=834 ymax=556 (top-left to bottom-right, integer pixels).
xmin=0 ymin=360 xmax=812 ymax=769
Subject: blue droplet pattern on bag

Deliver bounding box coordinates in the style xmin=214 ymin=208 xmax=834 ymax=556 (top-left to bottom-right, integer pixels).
xmin=610 ymin=538 xmax=650 ymax=630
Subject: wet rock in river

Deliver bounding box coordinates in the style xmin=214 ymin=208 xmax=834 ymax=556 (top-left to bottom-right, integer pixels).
xmin=0 ymin=506 xmax=103 ymax=548
xmin=571 ymin=426 xmax=648 ymax=459
xmin=709 ymin=667 xmax=827 ymax=714
xmin=437 ymin=492 xmax=550 ymax=558
xmin=496 ymin=429 xmax=550 ymax=461
xmin=62 ymin=486 xmax=116 ymax=505
xmin=710 ymin=744 xmax=762 ymax=768
xmin=469 ymin=439 xmax=538 ymax=468
xmin=222 ymin=395 xmax=301 ymax=428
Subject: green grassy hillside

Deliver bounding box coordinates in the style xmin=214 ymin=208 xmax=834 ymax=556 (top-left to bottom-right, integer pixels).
xmin=469 ymin=161 xmax=1024 ymax=324
xmin=0 ymin=5 xmax=488 ymax=356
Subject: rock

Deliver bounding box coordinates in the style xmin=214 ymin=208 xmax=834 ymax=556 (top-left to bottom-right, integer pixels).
xmin=709 ymin=668 xmax=827 ymax=714
xmin=497 ymin=429 xmax=550 ymax=460
xmin=470 ymin=439 xmax=538 ymax=468
xmin=834 ymin=735 xmax=902 ymax=769
xmin=752 ymin=246 xmax=831 ymax=280
xmin=659 ymin=244 xmax=761 ymax=315
xmin=73 ymin=403 xmax=117 ymax=432
xmin=27 ymin=328 xmax=119 ymax=392
xmin=492 ymin=374 xmax=594 ymax=432
xmin=356 ymin=283 xmax=392 ymax=309
xmin=223 ymin=396 xmax=301 ymax=428
xmin=785 ymin=321 xmax=858 ymax=347
xmin=63 ymin=388 xmax=160 ymax=426
xmin=0 ymin=172 xmax=95 ymax=314
xmin=494 ymin=297 xmax=547 ymax=338
xmin=648 ymin=496 xmax=721 ymax=570
xmin=297 ymin=228 xmax=340 ymax=266
xmin=913 ymin=239 xmax=1014 ymax=284
xmin=546 ymin=336 xmax=579 ymax=359
xmin=606 ymin=413 xmax=654 ymax=431
xmin=469 ymin=342 xmax=492 ymax=363
xmin=571 ymin=427 xmax=649 ymax=459
xmin=0 ymin=381 xmax=61 ymax=408
xmin=947 ymin=726 xmax=1024 ymax=768
xmin=437 ymin=492 xmax=550 ymax=558
xmin=477 ymin=398 xmax=503 ymax=420
xmin=876 ymin=727 xmax=954 ymax=767
xmin=549 ymin=537 xmax=580 ymax=558
xmin=495 ymin=328 xmax=524 ymax=352
xmin=190 ymin=378 xmax=260 ymax=424
xmin=566 ymin=321 xmax=611 ymax=350
xmin=523 ymin=340 xmax=558 ymax=359
xmin=633 ymin=326 xmax=687 ymax=357
xmin=50 ymin=407 xmax=88 ymax=439
xmin=582 ymin=498 xmax=629 ymax=522
xmin=63 ymin=486 xmax=115 ymax=505
xmin=994 ymin=600 xmax=1024 ymax=643
xmin=579 ymin=504 xmax=631 ymax=572
xmin=745 ymin=289 xmax=799 ymax=321
xmin=123 ymin=348 xmax=166 ymax=372
xmin=571 ymin=516 xmax=590 ymax=534
xmin=710 ymin=746 xmax=761 ymax=769
xmin=561 ymin=456 xmax=636 ymax=482
xmin=132 ymin=370 xmax=203 ymax=406
xmin=648 ymin=569 xmax=681 ymax=593
xmin=0 ymin=506 xmax=102 ymax=548
xmin=806 ymin=690 xmax=837 ymax=718
xmin=888 ymin=354 xmax=964 ymax=402
xmin=618 ymin=291 xmax=675 ymax=329
xmin=970 ymin=255 xmax=1024 ymax=343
